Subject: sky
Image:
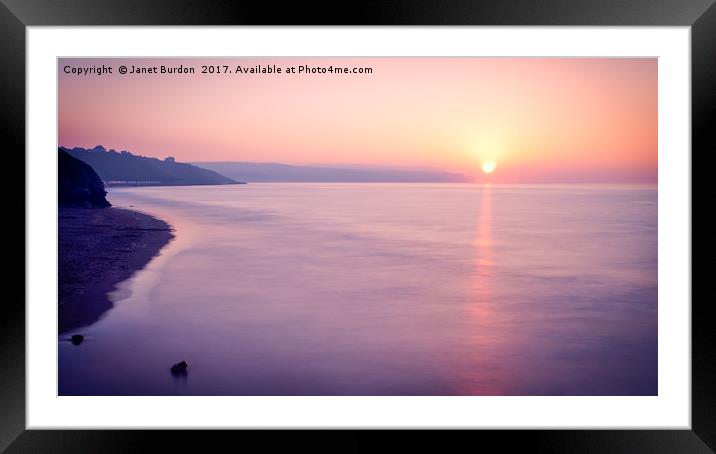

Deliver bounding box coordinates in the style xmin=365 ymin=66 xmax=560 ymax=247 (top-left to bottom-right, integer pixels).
xmin=58 ymin=57 xmax=657 ymax=183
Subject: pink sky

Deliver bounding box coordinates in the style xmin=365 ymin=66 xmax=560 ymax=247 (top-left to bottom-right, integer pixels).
xmin=58 ymin=57 xmax=657 ymax=182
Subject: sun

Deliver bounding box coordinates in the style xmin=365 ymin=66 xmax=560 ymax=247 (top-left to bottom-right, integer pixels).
xmin=481 ymin=161 xmax=497 ymax=174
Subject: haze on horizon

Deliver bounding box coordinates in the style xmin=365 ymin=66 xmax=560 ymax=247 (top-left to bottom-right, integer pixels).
xmin=59 ymin=57 xmax=657 ymax=183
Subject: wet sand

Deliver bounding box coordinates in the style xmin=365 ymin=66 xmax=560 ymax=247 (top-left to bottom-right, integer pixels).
xmin=58 ymin=207 xmax=174 ymax=334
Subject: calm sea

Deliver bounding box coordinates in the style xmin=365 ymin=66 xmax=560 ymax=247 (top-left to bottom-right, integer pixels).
xmin=58 ymin=183 xmax=657 ymax=395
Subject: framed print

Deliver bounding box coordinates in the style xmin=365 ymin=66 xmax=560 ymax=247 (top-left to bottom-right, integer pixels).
xmin=5 ymin=0 xmax=712 ymax=452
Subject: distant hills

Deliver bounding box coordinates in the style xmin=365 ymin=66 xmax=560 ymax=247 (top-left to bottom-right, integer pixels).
xmin=61 ymin=146 xmax=241 ymax=186
xmin=61 ymin=145 xmax=468 ymax=185
xmin=193 ymin=162 xmax=468 ymax=183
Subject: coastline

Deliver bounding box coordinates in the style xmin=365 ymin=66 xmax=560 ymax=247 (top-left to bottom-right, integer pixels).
xmin=58 ymin=206 xmax=174 ymax=334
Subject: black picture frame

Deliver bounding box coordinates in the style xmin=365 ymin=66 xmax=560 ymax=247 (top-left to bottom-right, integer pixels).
xmin=5 ymin=0 xmax=711 ymax=452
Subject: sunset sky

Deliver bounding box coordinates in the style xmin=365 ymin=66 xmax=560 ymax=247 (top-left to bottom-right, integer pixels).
xmin=58 ymin=57 xmax=657 ymax=183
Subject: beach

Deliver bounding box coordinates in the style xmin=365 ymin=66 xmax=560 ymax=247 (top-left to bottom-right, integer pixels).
xmin=58 ymin=207 xmax=173 ymax=334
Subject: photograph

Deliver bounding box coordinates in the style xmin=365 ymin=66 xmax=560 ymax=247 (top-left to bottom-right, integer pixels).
xmin=3 ymin=0 xmax=709 ymax=446
xmin=57 ymin=56 xmax=658 ymax=397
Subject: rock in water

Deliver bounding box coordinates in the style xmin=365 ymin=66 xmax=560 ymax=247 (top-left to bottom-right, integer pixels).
xmin=171 ymin=360 xmax=188 ymax=375
xmin=71 ymin=334 xmax=84 ymax=345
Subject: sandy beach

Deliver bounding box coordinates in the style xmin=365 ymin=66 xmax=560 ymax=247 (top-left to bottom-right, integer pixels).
xmin=58 ymin=207 xmax=173 ymax=334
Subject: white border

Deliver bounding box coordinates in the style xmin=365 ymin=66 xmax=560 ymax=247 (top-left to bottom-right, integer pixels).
xmin=27 ymin=27 xmax=691 ymax=429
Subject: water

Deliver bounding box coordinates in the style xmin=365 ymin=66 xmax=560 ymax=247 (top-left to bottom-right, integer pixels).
xmin=58 ymin=183 xmax=657 ymax=395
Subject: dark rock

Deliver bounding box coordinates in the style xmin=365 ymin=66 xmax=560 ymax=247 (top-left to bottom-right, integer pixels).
xmin=170 ymin=360 xmax=188 ymax=375
xmin=58 ymin=149 xmax=111 ymax=208
xmin=71 ymin=334 xmax=84 ymax=345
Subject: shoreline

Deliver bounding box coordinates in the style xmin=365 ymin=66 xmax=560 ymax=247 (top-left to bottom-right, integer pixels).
xmin=58 ymin=206 xmax=174 ymax=334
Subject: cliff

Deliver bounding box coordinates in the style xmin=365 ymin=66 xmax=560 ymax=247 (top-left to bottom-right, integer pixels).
xmin=58 ymin=148 xmax=111 ymax=208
